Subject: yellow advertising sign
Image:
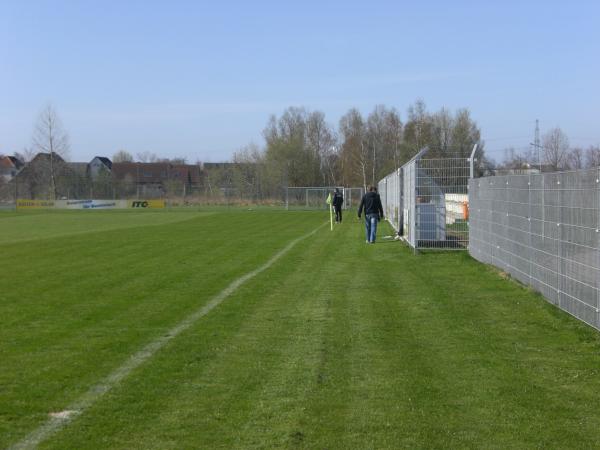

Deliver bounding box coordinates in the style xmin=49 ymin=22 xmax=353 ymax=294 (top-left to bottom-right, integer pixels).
xmin=129 ymin=199 xmax=165 ymax=209
xmin=17 ymin=199 xmax=56 ymax=209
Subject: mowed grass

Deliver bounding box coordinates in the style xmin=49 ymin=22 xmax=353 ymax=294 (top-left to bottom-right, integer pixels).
xmin=2 ymin=209 xmax=600 ymax=449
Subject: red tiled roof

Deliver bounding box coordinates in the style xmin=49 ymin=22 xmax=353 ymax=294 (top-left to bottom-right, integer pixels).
xmin=0 ymin=157 xmax=13 ymax=169
xmin=0 ymin=156 xmax=23 ymax=170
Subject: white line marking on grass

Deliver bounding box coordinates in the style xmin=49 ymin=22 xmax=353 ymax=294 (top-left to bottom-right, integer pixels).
xmin=11 ymin=222 xmax=326 ymax=450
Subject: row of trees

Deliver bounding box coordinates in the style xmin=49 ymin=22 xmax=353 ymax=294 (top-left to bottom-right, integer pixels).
xmin=231 ymin=100 xmax=485 ymax=199
xmin=112 ymin=150 xmax=188 ymax=164
xmin=500 ymin=127 xmax=600 ymax=172
xmin=7 ymin=102 xmax=598 ymax=204
xmin=2 ymin=100 xmax=487 ymax=202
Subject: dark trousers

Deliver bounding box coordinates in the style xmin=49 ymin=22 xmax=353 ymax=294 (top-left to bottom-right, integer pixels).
xmin=334 ymin=206 xmax=342 ymax=222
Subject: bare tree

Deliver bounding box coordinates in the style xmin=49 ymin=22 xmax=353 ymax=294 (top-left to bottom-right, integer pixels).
xmin=404 ymin=99 xmax=432 ymax=156
xmin=430 ymin=107 xmax=453 ymax=155
xmin=136 ymin=151 xmax=158 ymax=163
xmin=320 ymin=144 xmax=340 ymax=186
xmin=15 ymin=148 xmax=35 ymax=162
xmin=113 ymin=150 xmax=134 ymax=162
xmin=566 ymin=147 xmax=584 ymax=170
xmin=363 ymin=105 xmax=405 ymax=182
xmin=263 ymin=107 xmax=324 ymax=188
xmin=366 ymin=106 xmax=383 ymax=184
xmin=306 ymin=111 xmax=336 ymax=185
xmin=31 ymin=104 xmax=70 ymax=199
xmin=339 ymin=109 xmax=369 ymax=189
xmin=232 ymin=143 xmax=264 ymax=199
xmin=159 ymin=156 xmax=187 ymax=164
xmin=585 ymin=145 xmax=600 ymax=168
xmin=542 ymin=127 xmax=569 ymax=171
xmin=383 ymin=108 xmax=403 ymax=170
xmin=451 ymin=108 xmax=482 ymax=157
xmin=500 ymin=147 xmax=529 ymax=171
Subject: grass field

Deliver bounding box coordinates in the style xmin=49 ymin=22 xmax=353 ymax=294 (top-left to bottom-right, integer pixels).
xmin=2 ymin=208 xmax=600 ymax=449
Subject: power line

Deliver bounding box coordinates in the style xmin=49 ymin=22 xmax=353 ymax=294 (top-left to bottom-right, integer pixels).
xmin=484 ymin=136 xmax=531 ymax=142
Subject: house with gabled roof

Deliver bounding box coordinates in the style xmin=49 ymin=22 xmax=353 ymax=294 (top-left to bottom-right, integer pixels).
xmin=0 ymin=155 xmax=24 ymax=181
xmin=16 ymin=153 xmax=89 ymax=199
xmin=89 ymin=156 xmax=112 ymax=179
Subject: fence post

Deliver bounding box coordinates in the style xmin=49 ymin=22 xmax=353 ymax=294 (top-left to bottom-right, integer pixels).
xmin=469 ymin=144 xmax=478 ymax=179
xmin=597 ymin=168 xmax=600 ymax=328
xmin=346 ymin=187 xmax=349 ymax=209
xmin=398 ymin=167 xmax=402 ymax=234
xmin=557 ymin=174 xmax=563 ymax=307
xmin=14 ymin=173 xmax=18 ymax=211
xmin=528 ymin=173 xmax=533 ymax=287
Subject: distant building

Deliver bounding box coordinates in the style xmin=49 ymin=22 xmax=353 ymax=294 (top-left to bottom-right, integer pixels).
xmin=13 ymin=154 xmax=206 ymax=199
xmin=201 ymin=162 xmax=235 ymax=171
xmin=111 ymin=162 xmax=202 ymax=197
xmin=493 ymin=164 xmax=556 ymax=176
xmin=0 ymin=155 xmax=24 ymax=181
xmin=171 ymin=164 xmax=202 ymax=185
xmin=88 ymin=156 xmax=113 ymax=179
xmin=16 ymin=153 xmax=88 ymax=199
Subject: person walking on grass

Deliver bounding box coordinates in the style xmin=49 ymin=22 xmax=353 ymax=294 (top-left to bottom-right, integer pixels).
xmin=358 ymin=185 xmax=384 ymax=244
xmin=332 ymin=188 xmax=344 ymax=223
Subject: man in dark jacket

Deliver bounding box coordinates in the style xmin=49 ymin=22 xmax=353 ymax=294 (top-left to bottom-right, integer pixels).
xmin=358 ymin=186 xmax=384 ymax=243
xmin=332 ymin=188 xmax=344 ymax=223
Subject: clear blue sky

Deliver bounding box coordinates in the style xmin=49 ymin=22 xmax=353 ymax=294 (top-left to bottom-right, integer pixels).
xmin=1 ymin=0 xmax=599 ymax=163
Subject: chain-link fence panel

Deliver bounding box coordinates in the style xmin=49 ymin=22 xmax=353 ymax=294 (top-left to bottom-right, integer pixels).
xmin=379 ymin=146 xmax=475 ymax=250
xmin=343 ymin=187 xmax=365 ymax=210
xmin=469 ymin=168 xmax=600 ymax=330
xmin=0 ymin=178 xmax=17 ymax=210
xmin=285 ymin=186 xmax=362 ymax=210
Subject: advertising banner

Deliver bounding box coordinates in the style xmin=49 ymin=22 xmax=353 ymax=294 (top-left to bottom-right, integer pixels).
xmin=56 ymin=200 xmax=125 ymax=209
xmin=16 ymin=200 xmax=56 ymax=209
xmin=129 ymin=199 xmax=165 ymax=208
xmin=17 ymin=199 xmax=166 ymax=210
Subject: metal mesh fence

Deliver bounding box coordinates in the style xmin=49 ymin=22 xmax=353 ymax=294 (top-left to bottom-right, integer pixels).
xmin=344 ymin=187 xmax=365 ymax=210
xmin=0 ymin=178 xmax=16 ymax=210
xmin=469 ymin=168 xmax=600 ymax=330
xmin=404 ymin=160 xmax=416 ymax=247
xmin=378 ymin=169 xmax=402 ymax=231
xmin=416 ymin=157 xmax=470 ymax=249
xmin=378 ymin=146 xmax=474 ymax=250
xmin=285 ymin=186 xmax=363 ymax=210
xmin=2 ymin=171 xmax=282 ymax=209
xmin=1 ymin=173 xmax=365 ymax=211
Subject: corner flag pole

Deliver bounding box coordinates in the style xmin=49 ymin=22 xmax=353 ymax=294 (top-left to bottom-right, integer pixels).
xmin=330 ymin=204 xmax=333 ymax=230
